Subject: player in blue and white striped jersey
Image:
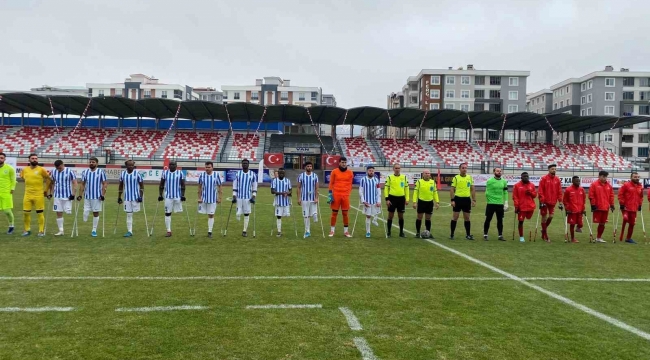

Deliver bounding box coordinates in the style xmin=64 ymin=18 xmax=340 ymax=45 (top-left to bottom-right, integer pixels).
xmin=297 ymin=162 xmax=319 ymax=238
xmin=77 ymin=157 xmax=107 ymax=237
xmin=197 ymin=161 xmax=222 ymax=237
xmin=232 ymin=159 xmax=258 ymax=237
xmin=49 ymin=160 xmax=78 ymax=236
xmin=271 ymin=168 xmax=292 ymax=237
xmin=359 ymin=165 xmax=382 ymax=238
xmin=158 ymin=160 xmax=186 ymax=237
xmin=118 ymin=160 xmax=144 ymax=237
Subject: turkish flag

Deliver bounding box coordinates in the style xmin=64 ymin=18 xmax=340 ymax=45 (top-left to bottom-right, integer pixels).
xmin=264 ymin=153 xmax=284 ymax=167
xmin=163 ymin=158 xmax=170 ymax=171
xmin=322 ymin=154 xmax=341 ymax=169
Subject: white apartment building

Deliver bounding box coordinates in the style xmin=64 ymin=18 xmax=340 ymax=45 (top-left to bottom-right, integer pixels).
xmin=87 ymin=74 xmax=199 ymax=101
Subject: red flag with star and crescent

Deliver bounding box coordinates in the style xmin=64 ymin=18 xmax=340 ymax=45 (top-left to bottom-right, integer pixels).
xmin=264 ymin=153 xmax=284 ymax=167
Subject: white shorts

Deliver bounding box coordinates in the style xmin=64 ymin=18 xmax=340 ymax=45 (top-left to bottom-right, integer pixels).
xmin=275 ymin=206 xmax=290 ymax=217
xmin=301 ymin=201 xmax=318 ymax=217
xmin=363 ymin=205 xmax=381 ymax=216
xmin=198 ymin=202 xmax=217 ymax=215
xmin=123 ymin=201 xmax=141 ymax=213
xmin=236 ymin=199 xmax=251 ymax=215
xmin=84 ymin=199 xmax=102 ymax=212
xmin=53 ymin=198 xmax=72 ymax=214
xmin=164 ymin=198 xmax=183 ymax=213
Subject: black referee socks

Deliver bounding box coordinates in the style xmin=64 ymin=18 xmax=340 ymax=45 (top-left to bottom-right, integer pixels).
xmin=464 ymin=221 xmax=471 ymax=236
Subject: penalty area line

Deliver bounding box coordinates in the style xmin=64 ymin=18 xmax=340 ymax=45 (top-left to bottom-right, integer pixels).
xmin=115 ymin=305 xmax=209 ymax=312
xmin=245 ymin=304 xmax=322 ymax=309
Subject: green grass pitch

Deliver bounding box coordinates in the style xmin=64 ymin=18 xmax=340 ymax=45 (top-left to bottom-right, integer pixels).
xmin=0 ymin=183 xmax=649 ymax=359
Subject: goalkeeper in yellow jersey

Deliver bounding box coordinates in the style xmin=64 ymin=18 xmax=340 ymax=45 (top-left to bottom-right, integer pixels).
xmin=19 ymin=154 xmax=51 ymax=237
xmin=0 ymin=153 xmax=17 ymax=234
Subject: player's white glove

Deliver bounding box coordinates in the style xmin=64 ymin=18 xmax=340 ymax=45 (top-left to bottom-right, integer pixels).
xmin=503 ymin=202 xmax=509 ymax=211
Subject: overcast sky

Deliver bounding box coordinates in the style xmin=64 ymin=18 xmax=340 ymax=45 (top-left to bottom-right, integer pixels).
xmin=2 ymin=0 xmax=649 ymax=108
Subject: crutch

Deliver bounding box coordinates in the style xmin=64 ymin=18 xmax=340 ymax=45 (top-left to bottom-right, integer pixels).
xmin=43 ymin=197 xmax=52 ymax=235
xmin=564 ymin=211 xmax=569 ymax=243
xmin=191 ymin=204 xmax=199 ymax=237
xmin=184 ymin=202 xmax=193 ymax=236
xmin=378 ymin=205 xmax=389 ymax=239
xmin=620 ymin=210 xmax=627 ymax=242
xmin=613 ymin=208 xmax=620 ymax=243
xmin=71 ymin=192 xmax=81 ymax=238
xmin=113 ymin=202 xmax=121 ymax=235
xmin=219 ymin=200 xmax=224 ymax=236
xmin=149 ymin=200 xmax=161 ymax=236
xmin=532 ymin=209 xmax=541 ymax=242
xmin=317 ymin=200 xmax=325 ymax=238
xmin=351 ymin=200 xmax=362 ymax=237
xmin=291 ymin=199 xmax=298 ymax=239
xmin=102 ymin=201 xmax=105 ymax=238
xmin=223 ymin=201 xmax=235 ymax=236
xmin=583 ymin=212 xmax=594 ymax=243
xmin=511 ymin=210 xmax=517 ymax=241
xmin=640 ymin=209 xmax=647 ymax=244
xmin=142 ymin=199 xmax=149 ymax=237
xmin=252 ymin=201 xmax=257 ymax=238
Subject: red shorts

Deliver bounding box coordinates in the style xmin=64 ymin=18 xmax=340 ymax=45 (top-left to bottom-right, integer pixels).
xmin=567 ymin=213 xmax=584 ymax=226
xmin=331 ymin=195 xmax=350 ymax=211
xmin=518 ymin=210 xmax=534 ymax=221
xmin=592 ymin=210 xmax=609 ymax=224
xmin=622 ymin=210 xmax=638 ymax=225
xmin=540 ymin=204 xmax=556 ymax=216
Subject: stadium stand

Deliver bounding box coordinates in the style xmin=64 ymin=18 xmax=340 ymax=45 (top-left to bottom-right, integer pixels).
xmin=564 ymin=144 xmax=632 ymax=171
xmin=42 ymin=128 xmax=116 ymax=157
xmin=111 ymin=130 xmax=166 ymax=159
xmin=517 ymin=142 xmax=590 ymax=170
xmin=480 ymin=141 xmax=537 ymax=169
xmin=228 ymin=133 xmax=261 ymax=161
xmin=340 ymin=137 xmax=375 ymax=163
xmin=375 ymin=138 xmax=435 ymax=166
xmin=163 ymin=131 xmax=224 ymax=161
xmin=0 ymin=126 xmax=60 ymax=156
xmin=428 ymin=140 xmax=484 ymax=167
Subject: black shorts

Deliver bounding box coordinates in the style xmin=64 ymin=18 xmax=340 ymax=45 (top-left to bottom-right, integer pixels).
xmin=485 ymin=204 xmax=504 ymax=219
xmin=416 ymin=200 xmax=434 ymax=214
xmin=387 ymin=195 xmax=406 ymax=213
xmin=452 ymin=197 xmax=471 ymax=213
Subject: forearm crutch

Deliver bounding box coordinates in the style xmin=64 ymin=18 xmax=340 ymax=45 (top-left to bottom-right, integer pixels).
xmin=43 ymin=197 xmax=52 ymax=235
xmin=113 ymin=202 xmax=121 ymax=235
xmin=640 ymin=209 xmax=647 ymax=244
xmin=252 ymin=201 xmax=257 ymax=238
xmin=142 ymin=199 xmax=149 ymax=237
xmin=532 ymin=209 xmax=541 ymax=242
xmin=291 ymin=199 xmax=298 ymax=239
xmin=379 ymin=205 xmax=388 ymax=239
xmin=583 ymin=212 xmax=594 ymax=243
xmin=149 ymin=201 xmax=160 ymax=236
xmin=102 ymin=201 xmax=105 ymax=238
xmin=71 ymin=191 xmax=81 ymax=238
xmin=351 ymin=200 xmax=362 ymax=237
xmin=223 ymin=201 xmax=235 ymax=236
xmin=184 ymin=203 xmax=193 ymax=236
xmin=564 ymin=210 xmax=569 ymax=243
xmin=613 ymin=208 xmax=620 ymax=243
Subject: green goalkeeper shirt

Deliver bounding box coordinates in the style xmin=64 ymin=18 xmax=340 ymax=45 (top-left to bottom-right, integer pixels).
xmin=0 ymin=164 xmax=16 ymax=194
xmin=485 ymin=177 xmax=508 ymax=205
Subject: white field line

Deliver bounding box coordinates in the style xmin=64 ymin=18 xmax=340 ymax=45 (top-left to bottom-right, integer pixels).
xmin=0 ymin=307 xmax=74 ymax=312
xmin=344 ymin=200 xmax=650 ymax=341
xmin=245 ymin=304 xmax=322 ymax=309
xmin=115 ymin=305 xmax=209 ymax=312
xmin=0 ymin=275 xmax=648 ymax=282
xmin=339 ymin=307 xmax=363 ymax=331
xmin=353 ymin=337 xmax=380 ymax=360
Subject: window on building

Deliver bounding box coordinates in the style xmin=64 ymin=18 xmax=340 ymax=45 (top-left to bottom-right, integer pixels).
xmin=234 ymin=92 xmax=240 ymax=100
xmin=509 ymin=77 xmax=519 ymax=86
xmin=410 ymin=96 xmax=417 ymax=104
xmin=588 ymin=80 xmax=593 ymax=89
xmin=311 ymin=92 xmax=318 ymax=101
xmin=623 ymin=104 xmax=634 ymax=115
xmin=638 ymin=148 xmax=649 ymax=157
xmin=489 ymin=103 xmax=501 ymax=112
xmin=446 ymin=76 xmax=455 ymax=85
xmin=566 ymin=85 xmax=570 ymax=93
xmin=222 ymin=91 xmax=228 ymax=99
xmin=580 ymin=109 xmax=586 ymax=116
xmin=459 ymin=130 xmax=468 ymax=140
xmin=640 ymin=91 xmax=650 ymax=100
xmin=640 ymin=105 xmax=650 ymax=115
xmin=508 ymin=104 xmax=518 ymax=113
xmin=623 ymin=77 xmax=635 ymax=86
xmin=280 ymin=91 xmax=288 ymax=100
xmin=251 ymin=91 xmax=259 ymax=100
xmin=604 ymin=134 xmax=613 ymax=142
xmin=115 ymin=89 xmax=122 ymax=97
xmin=460 ymin=104 xmax=470 ymax=112
xmin=622 ymin=135 xmax=634 ymax=143
xmin=475 ymin=76 xmax=485 ymax=85
xmin=554 ymin=103 xmax=558 ymax=110
xmin=509 ymin=91 xmax=518 ymax=100
xmin=410 ymin=84 xmax=417 ymax=91
xmin=461 ymin=76 xmax=470 ymax=85
xmin=429 ymin=103 xmax=439 ymax=110
xmin=623 ymin=91 xmax=634 ymax=100
xmin=474 ymin=89 xmax=484 ymax=98
xmin=581 ymin=82 xmax=587 ymax=91
xmin=474 ymin=103 xmax=484 ymax=111
xmin=604 ymin=106 xmax=615 ymax=115
xmin=567 ymin=99 xmax=571 ymax=106
xmin=144 ymin=90 xmax=151 ymax=98
xmin=445 ymin=90 xmax=455 ymax=98
xmin=605 ymin=78 xmax=615 ymax=87
xmin=159 ymin=90 xmax=166 ymax=99
xmin=489 ymin=90 xmax=500 ymax=99
xmin=560 ymin=88 xmax=564 ymax=96
xmin=487 ymin=130 xmax=499 ymax=140
xmin=581 ymin=96 xmax=587 ymax=105
xmin=587 ymin=94 xmax=592 ymax=103
xmin=430 ymin=76 xmax=440 ymax=85
xmin=461 ymin=90 xmax=470 ymax=98
xmin=201 ymin=95 xmax=207 ymax=100
xmin=443 ymin=130 xmax=453 ymax=140
xmin=428 ymin=130 xmax=434 ymax=140
xmin=641 ymin=78 xmax=650 ymax=87
xmin=639 ymin=134 xmax=650 ymax=143
xmin=489 ymin=76 xmax=501 ymax=85
xmin=605 ymin=92 xmax=615 ymax=101
xmin=98 ymin=90 xmax=104 ymax=96
xmin=430 ymin=90 xmax=440 ymax=99
xmin=587 ymin=107 xmax=592 ymax=115
xmin=560 ymin=100 xmax=564 ymax=108
xmin=445 ymin=103 xmax=455 ymax=110
xmin=299 ymin=92 xmax=305 ymax=101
